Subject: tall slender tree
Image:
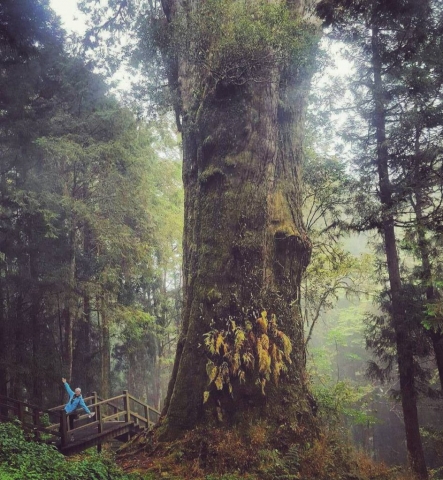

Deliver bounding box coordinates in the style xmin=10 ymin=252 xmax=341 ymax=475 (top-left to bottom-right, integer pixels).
xmin=316 ymin=0 xmax=442 ymax=476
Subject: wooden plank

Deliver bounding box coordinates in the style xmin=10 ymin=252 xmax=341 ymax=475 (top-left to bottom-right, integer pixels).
xmin=60 ymin=422 xmax=135 ymax=455
xmin=130 ymin=411 xmax=149 ymax=427
xmin=101 ymin=411 xmax=127 ymax=422
xmin=93 ymin=394 xmax=124 ymax=406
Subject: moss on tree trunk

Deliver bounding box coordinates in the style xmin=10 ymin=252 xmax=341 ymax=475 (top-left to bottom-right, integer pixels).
xmin=159 ymin=0 xmax=318 ymax=441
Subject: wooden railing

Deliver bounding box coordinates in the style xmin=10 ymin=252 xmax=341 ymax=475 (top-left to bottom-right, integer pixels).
xmin=0 ymin=394 xmax=62 ymax=443
xmin=0 ymin=391 xmax=160 ymax=449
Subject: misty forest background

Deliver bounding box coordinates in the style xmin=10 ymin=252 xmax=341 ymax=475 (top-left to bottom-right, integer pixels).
xmin=1 ymin=0 xmax=443 ymax=475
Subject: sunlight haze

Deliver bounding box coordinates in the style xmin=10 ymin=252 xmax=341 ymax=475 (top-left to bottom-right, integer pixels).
xmin=50 ymin=0 xmax=86 ymax=34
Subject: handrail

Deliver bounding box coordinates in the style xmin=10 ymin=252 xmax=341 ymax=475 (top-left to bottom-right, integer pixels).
xmin=0 ymin=394 xmax=61 ymax=417
xmin=48 ymin=395 xmax=96 ymax=412
xmin=100 ymin=411 xmax=126 ymax=422
xmin=1 ymin=390 xmax=157 ymax=451
xmin=85 ymin=395 xmax=125 ymax=410
xmin=128 ymin=393 xmax=161 ymax=416
xmin=46 ymin=396 xmax=126 ymax=433
xmin=130 ymin=411 xmax=150 ymax=425
xmin=96 ymin=395 xmax=121 ymax=412
xmin=0 ymin=395 xmax=62 ymax=440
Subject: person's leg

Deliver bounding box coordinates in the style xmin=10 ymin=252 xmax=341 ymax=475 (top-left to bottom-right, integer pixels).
xmin=69 ymin=414 xmax=74 ymax=430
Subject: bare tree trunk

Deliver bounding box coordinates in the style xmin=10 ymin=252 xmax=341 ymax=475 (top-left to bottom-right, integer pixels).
xmin=100 ymin=296 xmax=111 ymax=398
xmin=13 ymin=294 xmax=25 ymax=398
xmin=63 ymin=305 xmax=73 ymax=381
xmin=27 ymin=231 xmax=44 ymax=404
xmin=73 ymin=224 xmax=95 ymax=393
xmin=63 ymin=218 xmax=78 ymax=381
xmin=72 ymin=292 xmax=94 ymax=392
xmin=0 ymin=267 xmax=7 ymax=402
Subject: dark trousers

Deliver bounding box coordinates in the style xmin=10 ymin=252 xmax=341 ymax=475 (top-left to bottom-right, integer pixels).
xmin=67 ymin=412 xmax=79 ymax=430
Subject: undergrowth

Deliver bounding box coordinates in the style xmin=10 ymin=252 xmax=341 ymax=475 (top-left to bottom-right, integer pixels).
xmin=0 ymin=421 xmax=142 ymax=480
xmin=2 ymin=418 xmax=440 ymax=480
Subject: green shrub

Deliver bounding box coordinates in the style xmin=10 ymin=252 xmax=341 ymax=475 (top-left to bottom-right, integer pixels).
xmin=0 ymin=421 xmax=140 ymax=480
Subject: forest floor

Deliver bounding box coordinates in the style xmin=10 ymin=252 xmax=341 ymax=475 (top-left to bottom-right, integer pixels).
xmin=115 ymin=426 xmax=422 ymax=480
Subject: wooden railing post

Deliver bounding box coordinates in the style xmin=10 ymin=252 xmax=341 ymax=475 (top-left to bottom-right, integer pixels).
xmin=123 ymin=390 xmax=130 ymax=423
xmin=33 ymin=408 xmax=40 ymax=440
xmin=144 ymin=405 xmax=149 ymax=428
xmin=96 ymin=403 xmax=103 ymax=451
xmin=97 ymin=404 xmax=102 ymax=434
xmin=17 ymin=402 xmax=25 ymax=424
xmin=60 ymin=411 xmax=68 ymax=448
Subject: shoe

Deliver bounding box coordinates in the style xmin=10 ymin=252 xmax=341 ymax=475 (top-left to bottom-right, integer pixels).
xmin=70 ymin=435 xmax=75 ymax=442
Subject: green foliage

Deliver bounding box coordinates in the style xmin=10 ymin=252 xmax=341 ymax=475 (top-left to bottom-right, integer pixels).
xmin=421 ymin=426 xmax=443 ymax=461
xmin=256 ymin=445 xmax=301 ymax=480
xmin=0 ymin=0 xmax=64 ymax=74
xmin=303 ymin=245 xmax=373 ymax=344
xmin=424 ymin=300 xmax=443 ymax=331
xmin=301 ymin=147 xmax=374 ymax=348
xmin=172 ymin=0 xmax=318 ymax=86
xmin=0 ymin=423 xmax=64 ymax=480
xmin=0 ymin=422 xmax=140 ymax=480
xmin=313 ymin=380 xmax=377 ymax=427
xmin=0 ymin=0 xmax=183 ymax=407
xmin=307 ymin=300 xmax=379 ymax=431
xmin=302 ymin=154 xmax=351 ymax=233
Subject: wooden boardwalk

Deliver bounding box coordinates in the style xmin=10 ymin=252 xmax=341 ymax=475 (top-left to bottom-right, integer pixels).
xmin=0 ymin=391 xmax=160 ymax=455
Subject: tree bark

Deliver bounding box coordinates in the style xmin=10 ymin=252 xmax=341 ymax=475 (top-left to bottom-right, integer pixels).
xmin=372 ymin=27 xmax=428 ymax=480
xmin=62 ymin=218 xmax=77 ymax=382
xmin=0 ymin=172 xmax=7 ymax=401
xmin=160 ymin=0 xmax=315 ymax=440
xmin=0 ymin=267 xmax=7 ymax=403
xmin=73 ymin=292 xmax=94 ymax=393
xmin=73 ymin=224 xmax=95 ymax=394
xmin=99 ymin=296 xmax=111 ymax=398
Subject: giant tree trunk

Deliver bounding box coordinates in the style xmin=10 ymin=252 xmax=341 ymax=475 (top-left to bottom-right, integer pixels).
xmin=372 ymin=28 xmax=428 ymax=479
xmin=159 ymin=0 xmax=315 ymax=440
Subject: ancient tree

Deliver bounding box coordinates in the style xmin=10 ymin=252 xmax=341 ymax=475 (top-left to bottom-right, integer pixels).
xmin=153 ymin=0 xmax=319 ymax=439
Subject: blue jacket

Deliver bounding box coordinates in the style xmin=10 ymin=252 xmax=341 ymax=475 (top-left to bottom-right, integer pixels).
xmin=63 ymin=382 xmax=91 ymax=415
